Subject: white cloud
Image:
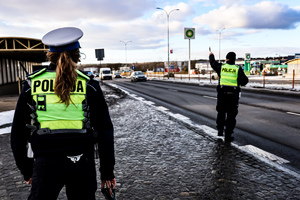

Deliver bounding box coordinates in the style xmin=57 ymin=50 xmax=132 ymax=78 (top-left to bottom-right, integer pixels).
xmin=193 ymin=1 xmax=300 ymax=30
xmin=154 ymin=2 xmax=192 ymax=23
xmin=295 ymin=6 xmax=300 ymax=11
xmin=0 ymin=1 xmax=191 ymax=49
xmin=193 ymin=0 xmax=244 ymax=7
xmin=0 ymin=0 xmax=157 ymax=38
xmin=1 ymin=0 xmax=155 ymax=23
xmin=0 ymin=0 xmax=298 ymax=64
xmin=217 ymin=0 xmax=244 ymax=7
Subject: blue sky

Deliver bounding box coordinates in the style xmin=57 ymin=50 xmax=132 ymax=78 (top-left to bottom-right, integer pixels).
xmin=0 ymin=0 xmax=299 ymax=64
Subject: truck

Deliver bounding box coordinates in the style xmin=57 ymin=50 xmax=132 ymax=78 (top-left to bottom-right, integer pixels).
xmin=84 ymin=67 xmax=98 ymax=75
xmin=100 ymin=68 xmax=112 ymax=80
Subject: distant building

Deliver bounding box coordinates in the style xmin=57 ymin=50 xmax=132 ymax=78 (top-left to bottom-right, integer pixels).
xmin=285 ymin=58 xmax=300 ymax=78
xmin=287 ymin=55 xmax=295 ymax=61
xmin=295 ymin=54 xmax=300 ymax=59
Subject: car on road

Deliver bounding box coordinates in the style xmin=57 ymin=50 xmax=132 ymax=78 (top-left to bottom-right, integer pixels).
xmin=130 ymin=71 xmax=147 ymax=82
xmin=113 ymin=72 xmax=122 ymax=78
xmin=100 ymin=68 xmax=112 ymax=80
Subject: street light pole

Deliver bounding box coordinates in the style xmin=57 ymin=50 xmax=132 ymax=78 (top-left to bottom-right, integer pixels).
xmin=120 ymin=40 xmax=132 ymax=66
xmin=216 ymin=28 xmax=225 ymax=62
xmin=156 ymin=7 xmax=179 ymax=79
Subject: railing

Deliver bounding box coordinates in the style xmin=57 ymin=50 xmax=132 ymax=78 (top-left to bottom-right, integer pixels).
xmin=145 ymin=71 xmax=299 ymax=91
xmin=146 ymin=72 xmax=218 ymax=83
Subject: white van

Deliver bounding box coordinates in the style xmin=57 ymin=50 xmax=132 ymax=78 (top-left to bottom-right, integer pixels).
xmin=100 ymin=68 xmax=112 ymax=80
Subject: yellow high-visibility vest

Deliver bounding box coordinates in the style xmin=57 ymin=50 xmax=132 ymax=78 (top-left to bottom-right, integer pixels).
xmin=29 ymin=69 xmax=90 ymax=132
xmin=220 ymin=63 xmax=239 ymax=87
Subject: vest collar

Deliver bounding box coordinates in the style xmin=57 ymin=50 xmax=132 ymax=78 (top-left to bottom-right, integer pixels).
xmin=47 ymin=63 xmax=57 ymax=70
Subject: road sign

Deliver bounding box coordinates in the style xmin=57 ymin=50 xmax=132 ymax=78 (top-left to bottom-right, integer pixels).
xmin=245 ymin=53 xmax=251 ymax=60
xmin=244 ymin=53 xmax=251 ymax=72
xmin=95 ymin=49 xmax=104 ymax=61
xmin=184 ymin=28 xmax=195 ymax=39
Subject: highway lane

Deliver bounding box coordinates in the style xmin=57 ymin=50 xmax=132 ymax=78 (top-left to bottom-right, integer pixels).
xmin=107 ymin=78 xmax=300 ymax=172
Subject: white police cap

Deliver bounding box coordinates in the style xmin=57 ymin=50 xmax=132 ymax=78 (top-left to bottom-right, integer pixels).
xmin=42 ymin=27 xmax=83 ymax=52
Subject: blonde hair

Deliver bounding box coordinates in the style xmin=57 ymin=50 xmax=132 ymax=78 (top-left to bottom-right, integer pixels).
xmin=46 ymin=49 xmax=80 ymax=106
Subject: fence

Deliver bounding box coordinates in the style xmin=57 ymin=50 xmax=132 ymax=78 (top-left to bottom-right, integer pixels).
xmin=146 ymin=72 xmax=218 ymax=83
xmin=145 ymin=71 xmax=299 ymax=90
xmin=262 ymin=70 xmax=297 ymax=89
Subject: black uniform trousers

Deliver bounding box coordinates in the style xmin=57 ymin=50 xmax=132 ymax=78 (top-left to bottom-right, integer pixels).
xmin=28 ymin=151 xmax=97 ymax=200
xmin=216 ymin=91 xmax=240 ymax=134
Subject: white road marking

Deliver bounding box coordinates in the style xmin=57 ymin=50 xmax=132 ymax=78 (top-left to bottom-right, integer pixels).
xmin=143 ymin=101 xmax=155 ymax=105
xmin=109 ymin=84 xmax=118 ymax=88
xmin=287 ymin=112 xmax=300 ymax=116
xmin=156 ymin=106 xmax=169 ymax=111
xmin=203 ymin=95 xmax=217 ymax=100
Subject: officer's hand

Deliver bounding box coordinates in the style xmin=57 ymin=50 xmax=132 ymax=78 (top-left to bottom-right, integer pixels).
xmin=26 ymin=178 xmax=32 ymax=184
xmin=209 ymin=52 xmax=214 ymax=56
xmin=101 ymin=179 xmax=116 ymax=196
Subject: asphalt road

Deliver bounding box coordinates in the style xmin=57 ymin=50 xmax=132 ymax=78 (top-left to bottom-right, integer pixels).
xmin=107 ymin=78 xmax=300 ymax=174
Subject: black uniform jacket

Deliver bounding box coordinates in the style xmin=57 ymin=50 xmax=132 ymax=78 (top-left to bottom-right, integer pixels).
xmin=11 ymin=63 xmax=115 ymax=181
xmin=209 ymin=54 xmax=249 ymax=92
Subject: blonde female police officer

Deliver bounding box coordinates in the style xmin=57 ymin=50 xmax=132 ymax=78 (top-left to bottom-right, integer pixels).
xmin=11 ymin=27 xmax=116 ymax=200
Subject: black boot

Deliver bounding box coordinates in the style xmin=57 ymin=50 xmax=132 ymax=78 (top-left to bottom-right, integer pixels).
xmin=224 ymin=130 xmax=234 ymax=143
xmin=217 ymin=129 xmax=224 ymax=136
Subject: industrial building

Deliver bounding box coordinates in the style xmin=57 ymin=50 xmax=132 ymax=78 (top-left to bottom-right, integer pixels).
xmin=0 ymin=37 xmax=48 ymax=95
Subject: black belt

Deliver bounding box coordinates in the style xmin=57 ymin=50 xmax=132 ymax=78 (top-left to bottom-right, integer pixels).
xmin=223 ymin=91 xmax=234 ymax=94
xmin=37 ymin=128 xmax=87 ymax=135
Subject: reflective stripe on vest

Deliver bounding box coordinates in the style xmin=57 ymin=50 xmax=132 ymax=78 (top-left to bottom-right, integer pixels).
xmin=220 ymin=64 xmax=239 ymax=87
xmin=30 ymin=70 xmax=90 ymax=131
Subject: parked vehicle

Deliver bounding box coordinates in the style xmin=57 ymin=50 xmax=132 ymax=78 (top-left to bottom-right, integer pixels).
xmin=130 ymin=71 xmax=147 ymax=82
xmin=100 ymin=68 xmax=112 ymax=80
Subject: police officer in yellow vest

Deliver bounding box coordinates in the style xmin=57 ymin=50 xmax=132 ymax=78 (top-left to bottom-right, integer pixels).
xmin=11 ymin=27 xmax=116 ymax=199
xmin=209 ymin=52 xmax=248 ymax=142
